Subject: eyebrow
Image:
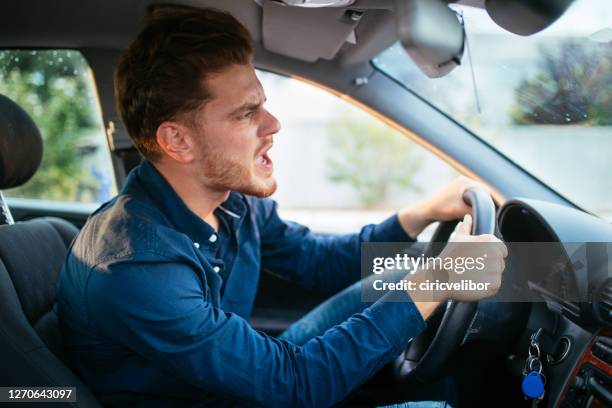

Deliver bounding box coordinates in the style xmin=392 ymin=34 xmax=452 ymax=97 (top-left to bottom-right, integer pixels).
xmin=229 ymin=97 xmax=267 ymax=117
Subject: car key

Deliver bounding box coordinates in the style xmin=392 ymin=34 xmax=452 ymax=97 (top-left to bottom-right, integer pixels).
xmin=522 ymin=329 xmax=546 ymax=405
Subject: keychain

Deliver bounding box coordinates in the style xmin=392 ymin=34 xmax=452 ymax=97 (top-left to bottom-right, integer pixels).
xmin=522 ymin=329 xmax=546 ymax=406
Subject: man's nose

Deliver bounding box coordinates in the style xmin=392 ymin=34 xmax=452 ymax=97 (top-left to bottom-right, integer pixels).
xmin=260 ymin=109 xmax=281 ymax=137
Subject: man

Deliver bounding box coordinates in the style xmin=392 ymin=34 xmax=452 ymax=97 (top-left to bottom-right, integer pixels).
xmin=56 ymin=5 xmax=506 ymax=407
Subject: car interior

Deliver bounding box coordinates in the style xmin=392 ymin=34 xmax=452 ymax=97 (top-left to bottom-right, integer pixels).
xmin=0 ymin=0 xmax=611 ymax=407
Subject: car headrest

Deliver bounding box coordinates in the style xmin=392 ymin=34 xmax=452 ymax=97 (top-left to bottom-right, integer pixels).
xmin=0 ymin=94 xmax=43 ymax=189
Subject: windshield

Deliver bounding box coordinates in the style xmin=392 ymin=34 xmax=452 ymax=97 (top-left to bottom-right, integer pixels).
xmin=373 ymin=0 xmax=612 ymax=221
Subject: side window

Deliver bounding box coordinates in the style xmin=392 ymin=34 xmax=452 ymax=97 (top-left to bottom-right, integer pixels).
xmin=258 ymin=70 xmax=460 ymax=235
xmin=0 ymin=50 xmax=116 ymax=205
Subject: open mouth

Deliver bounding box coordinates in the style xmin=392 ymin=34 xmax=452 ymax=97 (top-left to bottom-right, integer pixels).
xmin=255 ymin=145 xmax=273 ymax=173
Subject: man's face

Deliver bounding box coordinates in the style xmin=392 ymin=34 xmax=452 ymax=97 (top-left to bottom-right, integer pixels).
xmin=188 ymin=64 xmax=281 ymax=197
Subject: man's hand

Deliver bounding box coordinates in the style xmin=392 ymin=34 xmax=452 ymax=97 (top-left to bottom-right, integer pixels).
xmin=406 ymin=214 xmax=507 ymax=304
xmin=439 ymin=214 xmax=507 ymax=301
xmin=398 ymin=176 xmax=491 ymax=238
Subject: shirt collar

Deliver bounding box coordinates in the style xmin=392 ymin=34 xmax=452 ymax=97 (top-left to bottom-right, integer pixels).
xmin=126 ymin=160 xmax=247 ymax=245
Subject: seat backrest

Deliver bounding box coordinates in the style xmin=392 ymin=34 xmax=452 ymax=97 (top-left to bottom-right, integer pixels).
xmin=0 ymin=94 xmax=101 ymax=407
xmin=0 ymin=219 xmax=102 ymax=407
xmin=0 ymin=217 xmax=77 ymax=360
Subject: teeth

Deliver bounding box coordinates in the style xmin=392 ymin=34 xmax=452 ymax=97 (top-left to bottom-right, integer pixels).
xmin=257 ymin=155 xmax=265 ymax=164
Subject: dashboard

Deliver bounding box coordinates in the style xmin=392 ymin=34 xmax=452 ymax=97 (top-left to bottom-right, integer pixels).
xmin=499 ymin=198 xmax=612 ymax=327
xmin=472 ymin=198 xmax=612 ymax=407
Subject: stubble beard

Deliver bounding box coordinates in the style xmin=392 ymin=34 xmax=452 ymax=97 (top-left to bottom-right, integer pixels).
xmin=199 ymin=150 xmax=277 ymax=198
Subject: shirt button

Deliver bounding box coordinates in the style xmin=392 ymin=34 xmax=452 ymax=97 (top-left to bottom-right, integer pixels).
xmin=213 ymin=266 xmax=221 ymax=273
xmin=193 ymin=242 xmax=200 ymax=249
xmin=209 ymin=234 xmax=218 ymax=243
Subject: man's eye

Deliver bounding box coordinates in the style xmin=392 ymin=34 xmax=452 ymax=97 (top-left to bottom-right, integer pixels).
xmin=242 ymin=111 xmax=255 ymax=119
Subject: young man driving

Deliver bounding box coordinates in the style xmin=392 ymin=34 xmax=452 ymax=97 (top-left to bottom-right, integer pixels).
xmin=56 ymin=6 xmax=506 ymax=407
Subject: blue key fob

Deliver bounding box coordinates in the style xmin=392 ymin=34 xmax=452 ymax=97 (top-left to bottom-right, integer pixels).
xmin=522 ymin=371 xmax=545 ymax=398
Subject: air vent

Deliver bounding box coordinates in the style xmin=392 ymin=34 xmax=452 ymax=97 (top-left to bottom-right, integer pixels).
xmin=593 ymin=336 xmax=612 ymax=364
xmin=599 ymin=281 xmax=612 ymax=324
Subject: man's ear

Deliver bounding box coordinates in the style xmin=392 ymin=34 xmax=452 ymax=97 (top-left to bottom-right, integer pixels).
xmin=156 ymin=121 xmax=196 ymax=164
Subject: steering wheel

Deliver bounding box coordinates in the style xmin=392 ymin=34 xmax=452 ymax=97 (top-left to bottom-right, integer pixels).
xmin=393 ymin=188 xmax=496 ymax=383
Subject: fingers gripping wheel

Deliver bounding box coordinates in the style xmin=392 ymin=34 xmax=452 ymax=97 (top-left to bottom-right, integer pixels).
xmin=462 ymin=188 xmax=496 ymax=236
xmin=393 ymin=188 xmax=496 ymax=383
xmin=425 ymin=188 xmax=496 ymax=257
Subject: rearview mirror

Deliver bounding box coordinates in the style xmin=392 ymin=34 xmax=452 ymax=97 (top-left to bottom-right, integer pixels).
xmin=485 ymin=0 xmax=576 ymax=36
xmin=395 ymin=0 xmax=465 ymax=78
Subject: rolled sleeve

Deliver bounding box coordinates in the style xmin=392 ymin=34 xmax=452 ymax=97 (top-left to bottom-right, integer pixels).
xmin=369 ymin=214 xmax=416 ymax=243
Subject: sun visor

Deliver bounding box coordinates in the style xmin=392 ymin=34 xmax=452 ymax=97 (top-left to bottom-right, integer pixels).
xmin=261 ymin=0 xmax=361 ymax=62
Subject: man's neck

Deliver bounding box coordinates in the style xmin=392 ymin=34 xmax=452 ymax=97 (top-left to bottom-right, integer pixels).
xmin=152 ymin=161 xmax=229 ymax=231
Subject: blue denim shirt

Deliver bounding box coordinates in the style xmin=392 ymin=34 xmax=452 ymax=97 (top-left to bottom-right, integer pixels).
xmin=56 ymin=160 xmax=426 ymax=407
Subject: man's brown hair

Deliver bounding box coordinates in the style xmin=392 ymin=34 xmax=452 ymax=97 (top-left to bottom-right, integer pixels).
xmin=114 ymin=5 xmax=253 ymax=161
